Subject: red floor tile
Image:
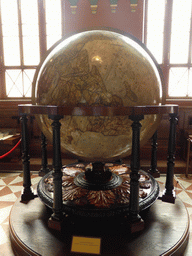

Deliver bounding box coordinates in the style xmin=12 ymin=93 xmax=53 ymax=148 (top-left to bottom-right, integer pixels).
xmin=0 ymin=202 xmax=14 ymax=209
xmin=2 ymin=176 xmax=17 ymax=185
xmin=0 ymin=187 xmax=13 ymax=197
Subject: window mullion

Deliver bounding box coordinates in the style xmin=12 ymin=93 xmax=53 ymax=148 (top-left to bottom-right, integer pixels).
xmin=38 ymin=0 xmax=46 ymax=61
xmin=163 ymin=0 xmax=173 ymax=66
xmin=142 ymin=0 xmax=148 ymax=45
xmin=163 ymin=0 xmax=173 ymax=99
xmin=17 ymin=0 xmax=23 ymax=68
xmin=17 ymin=0 xmax=24 ymax=97
xmin=61 ymin=0 xmax=65 ymax=37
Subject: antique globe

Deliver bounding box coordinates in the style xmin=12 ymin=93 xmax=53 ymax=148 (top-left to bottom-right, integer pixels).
xmin=32 ymin=29 xmax=163 ymax=162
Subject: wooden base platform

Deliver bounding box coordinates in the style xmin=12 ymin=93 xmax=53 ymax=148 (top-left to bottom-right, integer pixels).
xmin=9 ymin=197 xmax=189 ymax=256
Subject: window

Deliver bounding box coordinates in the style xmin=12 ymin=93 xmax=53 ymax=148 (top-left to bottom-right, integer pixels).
xmin=0 ymin=0 xmax=63 ymax=99
xmin=144 ymin=0 xmax=192 ymax=99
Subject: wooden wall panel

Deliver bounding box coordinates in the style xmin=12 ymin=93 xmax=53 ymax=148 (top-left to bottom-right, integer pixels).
xmin=64 ymin=0 xmax=144 ymax=41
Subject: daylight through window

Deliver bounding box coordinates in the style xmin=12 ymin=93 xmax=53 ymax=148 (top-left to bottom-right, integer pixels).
xmin=145 ymin=0 xmax=192 ymax=98
xmin=0 ymin=0 xmax=62 ymax=98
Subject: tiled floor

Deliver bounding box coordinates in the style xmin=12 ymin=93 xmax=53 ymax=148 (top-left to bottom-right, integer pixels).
xmin=0 ymin=172 xmax=41 ymax=256
xmin=0 ymin=172 xmax=192 ymax=255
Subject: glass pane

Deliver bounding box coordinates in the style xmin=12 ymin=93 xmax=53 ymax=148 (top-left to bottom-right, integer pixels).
xmin=146 ymin=35 xmax=164 ymax=64
xmin=23 ymin=36 xmax=40 ymax=65
xmin=21 ymin=1 xmax=38 ymax=24
xmin=146 ymin=0 xmax=165 ymax=64
xmin=5 ymin=70 xmax=23 ymax=97
xmin=170 ymin=32 xmax=190 ymax=64
xmin=3 ymin=37 xmax=20 ymax=66
xmin=23 ymin=69 xmax=36 ymax=97
xmin=168 ymin=68 xmax=188 ymax=97
xmin=20 ymin=0 xmax=40 ymax=65
xmin=2 ymin=24 xmax=18 ymax=36
xmin=45 ymin=0 xmax=62 ymax=50
xmin=1 ymin=0 xmax=20 ymax=66
xmin=1 ymin=0 xmax=18 ymax=25
xmin=22 ymin=24 xmax=39 ymax=37
xmin=170 ymin=0 xmax=191 ymax=64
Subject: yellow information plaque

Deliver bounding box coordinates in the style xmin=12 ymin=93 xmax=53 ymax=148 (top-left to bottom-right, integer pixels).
xmin=71 ymin=236 xmax=101 ymax=254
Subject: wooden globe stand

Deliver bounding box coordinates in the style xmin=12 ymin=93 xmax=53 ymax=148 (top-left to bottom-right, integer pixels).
xmin=9 ymin=103 xmax=190 ymax=255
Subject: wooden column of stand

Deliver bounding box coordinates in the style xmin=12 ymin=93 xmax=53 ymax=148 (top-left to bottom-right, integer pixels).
xmin=48 ymin=114 xmax=64 ymax=231
xmin=39 ymin=132 xmax=50 ymax=177
xmin=129 ymin=114 xmax=144 ymax=233
xmin=162 ymin=113 xmax=178 ymax=203
xmin=20 ymin=114 xmax=37 ymax=201
xmin=148 ymin=130 xmax=160 ymax=178
xmin=186 ymin=135 xmax=192 ymax=177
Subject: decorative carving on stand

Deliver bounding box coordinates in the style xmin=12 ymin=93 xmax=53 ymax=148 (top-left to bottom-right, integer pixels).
xmin=43 ymin=163 xmax=152 ymax=212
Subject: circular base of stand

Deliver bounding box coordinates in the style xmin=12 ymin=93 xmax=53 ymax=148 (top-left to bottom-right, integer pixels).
xmin=9 ymin=197 xmax=189 ymax=256
xmin=37 ymin=167 xmax=159 ymax=217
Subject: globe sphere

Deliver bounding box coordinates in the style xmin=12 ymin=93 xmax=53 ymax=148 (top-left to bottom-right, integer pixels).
xmin=32 ymin=29 xmax=163 ymax=162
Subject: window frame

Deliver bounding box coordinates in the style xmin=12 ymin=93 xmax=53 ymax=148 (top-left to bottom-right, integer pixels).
xmin=144 ymin=0 xmax=192 ymax=105
xmin=0 ymin=0 xmax=65 ymax=101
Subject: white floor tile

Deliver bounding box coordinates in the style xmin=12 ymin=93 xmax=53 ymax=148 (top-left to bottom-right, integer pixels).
xmin=8 ymin=176 xmax=23 ymax=185
xmin=0 ymin=226 xmax=8 ymax=245
xmin=0 ymin=205 xmax=12 ymax=225
xmin=177 ymin=191 xmax=192 ymax=205
xmin=177 ymin=180 xmax=192 ymax=190
xmin=8 ymin=185 xmax=22 ymax=193
xmin=31 ymin=177 xmax=41 ymax=185
xmin=0 ymin=193 xmax=17 ymax=202
xmin=0 ymin=180 xmax=6 ymax=186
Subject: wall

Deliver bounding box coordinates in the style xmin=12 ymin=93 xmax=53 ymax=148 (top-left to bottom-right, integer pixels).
xmin=63 ymin=0 xmax=144 ymax=40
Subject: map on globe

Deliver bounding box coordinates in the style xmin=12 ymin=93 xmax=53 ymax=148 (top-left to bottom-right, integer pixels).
xmin=33 ymin=29 xmax=162 ymax=161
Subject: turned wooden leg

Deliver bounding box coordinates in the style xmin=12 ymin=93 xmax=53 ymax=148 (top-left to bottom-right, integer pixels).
xmin=162 ymin=113 xmax=178 ymax=204
xmin=48 ymin=115 xmax=63 ymax=231
xmin=129 ymin=114 xmax=144 ymax=233
xmin=39 ymin=132 xmax=50 ymax=177
xmin=148 ymin=130 xmax=160 ymax=178
xmin=20 ymin=114 xmax=37 ymax=202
